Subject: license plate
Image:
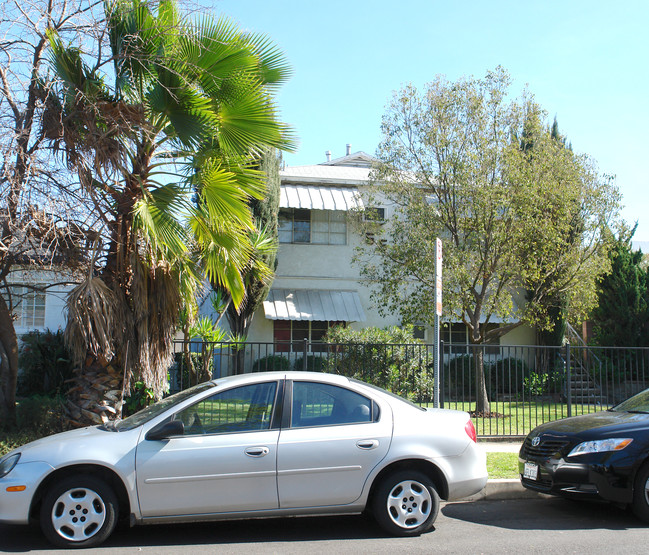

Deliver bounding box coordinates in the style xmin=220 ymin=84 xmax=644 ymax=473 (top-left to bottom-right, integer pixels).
xmin=523 ymin=462 xmax=538 ymax=480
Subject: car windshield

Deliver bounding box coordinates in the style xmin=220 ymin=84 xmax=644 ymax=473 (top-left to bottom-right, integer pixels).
xmin=611 ymin=388 xmax=649 ymax=414
xmin=114 ymin=382 xmax=215 ymax=431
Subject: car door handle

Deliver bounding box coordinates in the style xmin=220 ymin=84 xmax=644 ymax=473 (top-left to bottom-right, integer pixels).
xmin=356 ymin=439 xmax=379 ymax=450
xmin=245 ymin=446 xmax=270 ymax=457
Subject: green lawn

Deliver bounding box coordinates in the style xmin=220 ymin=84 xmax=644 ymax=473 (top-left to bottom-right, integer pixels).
xmin=486 ymin=452 xmax=519 ymax=479
xmin=441 ymin=401 xmax=603 ymax=437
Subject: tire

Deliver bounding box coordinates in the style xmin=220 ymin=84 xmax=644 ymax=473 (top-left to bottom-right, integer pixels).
xmin=372 ymin=470 xmax=440 ymax=536
xmin=40 ymin=475 xmax=119 ymax=548
xmin=632 ymin=463 xmax=649 ymax=522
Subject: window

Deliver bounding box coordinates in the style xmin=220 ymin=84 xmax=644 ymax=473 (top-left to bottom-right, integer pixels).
xmin=442 ymin=323 xmax=500 ymax=354
xmin=273 ymin=320 xmax=345 ymax=352
xmin=363 ymin=206 xmax=386 ymax=222
xmin=7 ymin=285 xmax=46 ymax=329
xmin=442 ymin=323 xmax=468 ymax=354
xmin=291 ymin=381 xmax=376 ymax=428
xmin=279 ymin=209 xmax=346 ymax=245
xmin=174 ymin=382 xmax=277 ymax=435
xmin=412 ymin=324 xmax=426 ymax=341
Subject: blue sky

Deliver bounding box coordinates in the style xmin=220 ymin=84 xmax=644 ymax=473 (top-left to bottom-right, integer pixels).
xmin=212 ymin=0 xmax=649 ymax=241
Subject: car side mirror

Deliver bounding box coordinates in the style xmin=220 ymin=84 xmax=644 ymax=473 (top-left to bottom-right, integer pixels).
xmin=145 ymin=419 xmax=184 ymax=441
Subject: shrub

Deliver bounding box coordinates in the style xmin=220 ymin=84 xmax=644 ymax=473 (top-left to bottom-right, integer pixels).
xmin=443 ymin=354 xmax=475 ymax=398
xmin=170 ymin=351 xmax=214 ymax=391
xmin=123 ymin=381 xmax=156 ymax=416
xmin=16 ymin=395 xmax=65 ymax=435
xmin=252 ymin=355 xmax=291 ymax=373
xmin=488 ymin=357 xmax=530 ymax=395
xmin=523 ymin=371 xmax=563 ymax=397
xmin=293 ymin=355 xmax=326 ymax=372
xmin=444 ymin=355 xmax=532 ymax=399
xmin=17 ymin=330 xmax=74 ymax=396
xmin=323 ymin=325 xmax=432 ymax=401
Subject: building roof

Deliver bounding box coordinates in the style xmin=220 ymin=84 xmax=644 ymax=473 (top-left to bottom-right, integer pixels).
xmin=280 ymin=150 xmax=377 ymax=186
xmin=280 ymin=164 xmax=370 ymax=185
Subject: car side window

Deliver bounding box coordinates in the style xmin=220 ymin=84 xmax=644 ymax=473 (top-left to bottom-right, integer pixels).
xmin=174 ymin=382 xmax=277 ymax=435
xmin=291 ymin=381 xmax=376 ymax=428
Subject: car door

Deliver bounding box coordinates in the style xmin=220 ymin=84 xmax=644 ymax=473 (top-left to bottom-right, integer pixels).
xmin=277 ymin=380 xmax=392 ymax=508
xmin=136 ymin=380 xmax=281 ymax=517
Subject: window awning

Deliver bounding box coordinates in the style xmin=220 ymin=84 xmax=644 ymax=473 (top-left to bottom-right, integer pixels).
xmin=280 ymin=185 xmax=364 ymax=211
xmin=263 ymin=289 xmax=366 ymax=322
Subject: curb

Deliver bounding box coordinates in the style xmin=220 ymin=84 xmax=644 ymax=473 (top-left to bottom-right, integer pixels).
xmin=462 ymin=479 xmax=550 ymax=502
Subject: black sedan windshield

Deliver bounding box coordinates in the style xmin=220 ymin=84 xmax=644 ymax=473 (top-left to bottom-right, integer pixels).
xmin=611 ymin=388 xmax=649 ymax=414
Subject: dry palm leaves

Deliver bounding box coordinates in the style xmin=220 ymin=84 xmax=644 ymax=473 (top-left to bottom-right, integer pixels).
xmin=64 ymin=275 xmax=128 ymax=368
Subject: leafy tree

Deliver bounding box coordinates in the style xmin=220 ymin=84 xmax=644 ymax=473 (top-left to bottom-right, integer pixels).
xmin=357 ymin=68 xmax=621 ymax=413
xmin=45 ymin=0 xmax=293 ymax=426
xmin=591 ymin=227 xmax=649 ymax=347
xmin=527 ymin=116 xmax=571 ymax=349
xmin=0 ymin=0 xmax=101 ymax=427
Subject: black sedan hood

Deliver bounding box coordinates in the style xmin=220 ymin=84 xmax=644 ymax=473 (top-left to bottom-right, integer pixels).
xmin=532 ymin=410 xmax=649 ymax=439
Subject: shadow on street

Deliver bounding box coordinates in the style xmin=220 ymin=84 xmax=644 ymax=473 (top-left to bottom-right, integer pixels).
xmin=443 ymin=497 xmax=645 ymax=531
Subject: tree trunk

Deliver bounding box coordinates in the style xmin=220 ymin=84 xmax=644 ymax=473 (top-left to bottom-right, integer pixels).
xmin=0 ymin=296 xmax=18 ymax=429
xmin=65 ymin=354 xmax=125 ymax=428
xmin=473 ymin=346 xmax=491 ymax=414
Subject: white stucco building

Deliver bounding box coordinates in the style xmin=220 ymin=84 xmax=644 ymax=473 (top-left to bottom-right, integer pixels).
xmin=242 ymin=146 xmax=398 ymax=348
xmin=240 ymin=145 xmax=535 ymax=352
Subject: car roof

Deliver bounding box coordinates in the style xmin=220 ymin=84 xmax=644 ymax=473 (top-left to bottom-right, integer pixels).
xmin=210 ymin=371 xmax=354 ymax=387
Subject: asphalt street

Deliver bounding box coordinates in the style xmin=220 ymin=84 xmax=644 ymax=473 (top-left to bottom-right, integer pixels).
xmin=2 ymin=497 xmax=648 ymax=554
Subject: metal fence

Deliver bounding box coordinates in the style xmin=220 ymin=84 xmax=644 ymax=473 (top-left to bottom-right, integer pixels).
xmin=168 ymin=339 xmax=649 ymax=439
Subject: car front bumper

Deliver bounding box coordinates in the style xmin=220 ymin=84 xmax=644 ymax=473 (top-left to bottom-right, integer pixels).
xmin=518 ymin=456 xmax=633 ymax=504
xmin=0 ymin=461 xmax=53 ymax=524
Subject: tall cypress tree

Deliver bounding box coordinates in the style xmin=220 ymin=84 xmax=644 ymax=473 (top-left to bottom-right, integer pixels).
xmin=592 ymin=229 xmax=649 ymax=347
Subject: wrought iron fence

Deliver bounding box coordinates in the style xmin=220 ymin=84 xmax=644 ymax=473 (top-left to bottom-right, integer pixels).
xmin=168 ymin=339 xmax=649 ymax=439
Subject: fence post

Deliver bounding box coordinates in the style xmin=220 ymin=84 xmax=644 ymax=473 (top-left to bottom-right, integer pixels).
xmin=303 ymin=338 xmax=308 ymax=371
xmin=566 ymin=342 xmax=572 ymax=417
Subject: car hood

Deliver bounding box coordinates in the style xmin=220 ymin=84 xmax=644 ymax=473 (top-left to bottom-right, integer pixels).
xmin=532 ymin=410 xmax=649 ymax=439
xmin=13 ymin=425 xmax=141 ymax=468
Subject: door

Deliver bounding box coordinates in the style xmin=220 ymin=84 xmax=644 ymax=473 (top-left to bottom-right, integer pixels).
xmin=136 ymin=381 xmax=280 ymax=517
xmin=277 ymin=380 xmax=392 ymax=508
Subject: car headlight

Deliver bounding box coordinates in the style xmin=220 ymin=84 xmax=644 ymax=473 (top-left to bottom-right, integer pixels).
xmin=568 ymin=438 xmax=633 ymax=457
xmin=0 ymin=453 xmax=21 ymax=478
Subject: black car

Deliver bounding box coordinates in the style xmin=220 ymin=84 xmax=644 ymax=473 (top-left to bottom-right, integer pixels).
xmin=519 ymin=388 xmax=649 ymax=520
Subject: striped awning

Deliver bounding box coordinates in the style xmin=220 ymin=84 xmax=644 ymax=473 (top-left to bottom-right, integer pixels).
xmin=263 ymin=289 xmax=366 ymax=322
xmin=280 ymin=185 xmax=363 ymax=211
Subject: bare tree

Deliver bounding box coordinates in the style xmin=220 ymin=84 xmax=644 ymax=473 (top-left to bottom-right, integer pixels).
xmin=0 ymin=0 xmax=102 ymax=427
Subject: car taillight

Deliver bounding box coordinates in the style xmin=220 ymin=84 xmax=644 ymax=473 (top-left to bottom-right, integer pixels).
xmin=465 ymin=419 xmax=477 ymax=442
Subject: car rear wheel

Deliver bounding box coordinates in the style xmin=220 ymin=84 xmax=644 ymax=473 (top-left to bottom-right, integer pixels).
xmin=372 ymin=470 xmax=440 ymax=536
xmin=40 ymin=475 xmax=118 ymax=548
xmin=632 ymin=463 xmax=649 ymax=522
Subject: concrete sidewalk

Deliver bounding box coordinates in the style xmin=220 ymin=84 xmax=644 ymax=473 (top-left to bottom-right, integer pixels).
xmin=466 ymin=440 xmax=548 ymax=501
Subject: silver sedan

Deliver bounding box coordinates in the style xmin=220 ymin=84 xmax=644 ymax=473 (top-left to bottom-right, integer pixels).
xmin=0 ymin=371 xmax=487 ymax=547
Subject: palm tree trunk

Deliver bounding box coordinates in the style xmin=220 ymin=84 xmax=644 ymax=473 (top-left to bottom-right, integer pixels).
xmin=65 ymin=354 xmax=124 ymax=427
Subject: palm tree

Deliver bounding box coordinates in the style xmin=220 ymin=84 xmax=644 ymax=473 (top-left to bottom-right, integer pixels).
xmin=43 ymin=0 xmax=293 ymax=426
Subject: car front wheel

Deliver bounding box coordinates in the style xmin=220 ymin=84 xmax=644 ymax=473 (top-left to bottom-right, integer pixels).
xmin=372 ymin=470 xmax=440 ymax=536
xmin=632 ymin=463 xmax=649 ymax=522
xmin=40 ymin=475 xmax=118 ymax=548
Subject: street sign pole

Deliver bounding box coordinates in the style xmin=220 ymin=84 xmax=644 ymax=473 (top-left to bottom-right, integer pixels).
xmin=434 ymin=238 xmax=442 ymax=408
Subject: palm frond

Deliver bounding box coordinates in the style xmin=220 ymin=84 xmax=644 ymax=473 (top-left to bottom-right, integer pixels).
xmin=132 ymin=185 xmax=189 ymax=260
xmin=217 ymin=84 xmax=296 ymax=153
xmin=241 ymin=31 xmax=293 ymax=88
